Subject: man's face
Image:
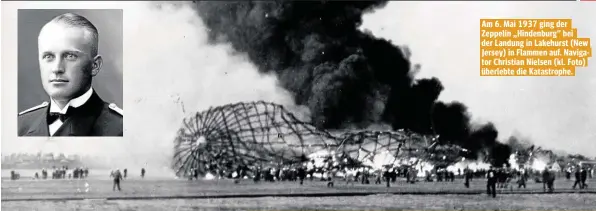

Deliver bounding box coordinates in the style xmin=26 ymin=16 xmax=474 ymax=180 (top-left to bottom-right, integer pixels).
xmin=38 ymin=23 xmax=96 ymax=101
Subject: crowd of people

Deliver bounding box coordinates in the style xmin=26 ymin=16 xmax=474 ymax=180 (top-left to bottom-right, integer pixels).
xmin=7 ymin=159 xmax=592 ymax=197
xmin=183 ymin=158 xmax=592 ymax=198
xmin=9 ymin=166 xmax=90 ymax=180
xmin=184 ymin=159 xmax=494 ymax=188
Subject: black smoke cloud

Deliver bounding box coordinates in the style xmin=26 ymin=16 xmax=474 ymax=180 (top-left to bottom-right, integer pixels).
xmin=192 ymin=1 xmax=510 ymax=166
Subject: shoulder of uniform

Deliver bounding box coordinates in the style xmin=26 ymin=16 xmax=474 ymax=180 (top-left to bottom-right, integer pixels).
xmin=108 ymin=103 xmax=123 ymax=116
xmin=18 ymin=101 xmax=49 ymax=116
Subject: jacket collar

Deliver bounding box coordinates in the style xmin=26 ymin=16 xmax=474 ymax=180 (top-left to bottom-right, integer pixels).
xmin=49 ymin=87 xmax=94 ymax=114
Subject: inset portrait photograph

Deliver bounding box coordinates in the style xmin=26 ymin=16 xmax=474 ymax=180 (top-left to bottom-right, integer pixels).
xmin=17 ymin=9 xmax=123 ymax=137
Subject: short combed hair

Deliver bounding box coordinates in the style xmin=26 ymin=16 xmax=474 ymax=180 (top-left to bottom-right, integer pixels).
xmin=48 ymin=13 xmax=99 ymax=57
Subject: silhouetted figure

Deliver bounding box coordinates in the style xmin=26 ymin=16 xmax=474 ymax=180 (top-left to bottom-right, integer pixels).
xmin=384 ymin=168 xmax=391 ymax=187
xmin=580 ymin=167 xmax=588 ymax=189
xmin=542 ymin=167 xmax=555 ymax=193
xmin=565 ymin=169 xmax=571 ymax=180
xmin=111 ymin=169 xmax=123 ymax=191
xmin=486 ymin=166 xmax=497 ymax=198
xmin=496 ymin=169 xmax=504 ymax=188
xmin=74 ymin=168 xmax=79 ymax=179
xmin=123 ymin=169 xmax=128 ymax=179
xmin=375 ymin=169 xmax=382 ymax=185
xmin=141 ymin=168 xmax=146 ymax=179
xmin=464 ymin=168 xmax=471 ymax=188
xmin=253 ymin=167 xmax=261 ymax=183
xmin=547 ymin=170 xmax=555 ymax=192
xmin=297 ymin=166 xmax=305 ymax=185
xmin=517 ymin=169 xmax=527 ymax=188
xmin=326 ymin=168 xmax=335 ymax=188
xmin=573 ymin=168 xmax=582 ymax=189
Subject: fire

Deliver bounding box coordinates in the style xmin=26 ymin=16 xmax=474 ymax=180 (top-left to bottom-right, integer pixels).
xmin=368 ymin=150 xmax=397 ymax=170
xmin=531 ymin=159 xmax=548 ymax=171
xmin=508 ymin=153 xmax=520 ymax=170
xmin=448 ymin=160 xmax=491 ymax=173
xmin=205 ymin=173 xmax=215 ymax=180
xmin=415 ymin=161 xmax=434 ymax=177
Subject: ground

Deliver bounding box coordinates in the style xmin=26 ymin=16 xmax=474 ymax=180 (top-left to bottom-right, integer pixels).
xmin=3 ymin=194 xmax=596 ymax=211
xmin=2 ymin=178 xmax=595 ymax=210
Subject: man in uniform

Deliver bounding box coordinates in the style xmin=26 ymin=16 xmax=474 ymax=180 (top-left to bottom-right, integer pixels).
xmin=18 ymin=13 xmax=122 ymax=137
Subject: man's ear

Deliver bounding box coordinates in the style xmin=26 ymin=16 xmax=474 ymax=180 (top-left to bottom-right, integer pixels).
xmin=91 ymin=55 xmax=103 ymax=76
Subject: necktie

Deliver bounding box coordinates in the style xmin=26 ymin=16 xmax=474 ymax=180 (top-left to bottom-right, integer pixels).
xmin=48 ymin=110 xmax=71 ymax=122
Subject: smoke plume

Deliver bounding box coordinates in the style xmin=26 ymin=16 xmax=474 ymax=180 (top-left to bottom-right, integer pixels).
xmin=192 ymin=1 xmax=514 ymax=166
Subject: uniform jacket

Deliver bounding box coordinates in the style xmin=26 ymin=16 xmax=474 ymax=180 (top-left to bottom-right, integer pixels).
xmin=18 ymin=91 xmax=123 ymax=137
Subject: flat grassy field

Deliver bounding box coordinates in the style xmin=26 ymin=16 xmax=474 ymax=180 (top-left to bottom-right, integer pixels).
xmin=2 ymin=177 xmax=595 ymax=199
xmin=2 ymin=194 xmax=595 ymax=210
xmin=2 ymin=178 xmax=595 ymax=210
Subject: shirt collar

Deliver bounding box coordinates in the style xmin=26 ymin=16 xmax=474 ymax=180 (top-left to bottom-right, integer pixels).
xmin=49 ymin=87 xmax=94 ymax=114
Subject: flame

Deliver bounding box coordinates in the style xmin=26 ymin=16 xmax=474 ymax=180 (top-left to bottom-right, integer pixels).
xmin=531 ymin=159 xmax=547 ymax=171
xmin=508 ymin=153 xmax=520 ymax=170
xmin=447 ymin=160 xmax=491 ymax=173
xmin=414 ymin=161 xmax=434 ymax=177
xmin=369 ymin=150 xmax=396 ymax=169
xmin=205 ymin=173 xmax=215 ymax=180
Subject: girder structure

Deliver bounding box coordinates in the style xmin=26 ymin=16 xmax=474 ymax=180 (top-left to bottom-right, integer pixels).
xmin=172 ymin=101 xmax=466 ymax=177
xmin=333 ymin=130 xmax=440 ymax=168
xmin=172 ymin=101 xmax=339 ymax=177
